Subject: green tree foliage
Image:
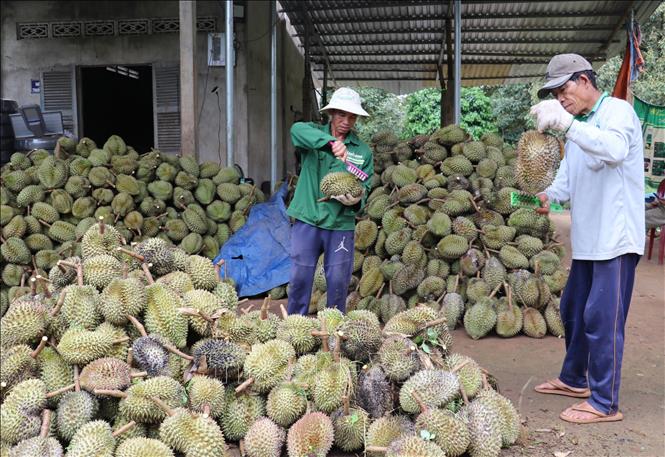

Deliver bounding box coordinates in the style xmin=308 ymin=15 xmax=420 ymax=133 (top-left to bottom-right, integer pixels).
xmin=459 ymin=87 xmax=497 ymax=140
xmin=487 ymin=83 xmax=535 ymax=143
xmin=352 ymin=87 xmax=406 ymax=143
xmin=402 ymin=88 xmax=442 ymax=138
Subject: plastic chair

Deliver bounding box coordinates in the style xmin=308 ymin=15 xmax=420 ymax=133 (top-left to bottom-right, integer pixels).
xmin=647 ymin=179 xmax=665 ymax=265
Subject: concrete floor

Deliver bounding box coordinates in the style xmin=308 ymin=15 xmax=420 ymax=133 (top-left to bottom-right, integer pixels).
xmin=237 ymin=212 xmax=665 ymax=457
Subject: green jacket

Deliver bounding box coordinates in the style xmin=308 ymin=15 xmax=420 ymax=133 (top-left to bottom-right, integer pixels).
xmin=287 ymin=122 xmax=374 ymax=231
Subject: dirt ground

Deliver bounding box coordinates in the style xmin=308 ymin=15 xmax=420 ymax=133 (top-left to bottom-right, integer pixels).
xmin=238 ymin=212 xmax=665 ymax=457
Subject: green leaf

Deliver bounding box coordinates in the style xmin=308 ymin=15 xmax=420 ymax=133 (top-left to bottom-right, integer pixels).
xmin=421 ymin=342 xmax=431 ymax=354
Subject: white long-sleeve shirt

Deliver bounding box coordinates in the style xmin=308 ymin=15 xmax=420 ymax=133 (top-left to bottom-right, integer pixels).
xmin=545 ymin=95 xmax=645 ymax=260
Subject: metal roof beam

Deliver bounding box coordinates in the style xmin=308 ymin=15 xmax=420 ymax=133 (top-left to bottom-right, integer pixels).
xmin=311 ymin=50 xmax=601 ymax=59
xmin=307 ymin=37 xmax=610 ymax=47
xmin=320 ymin=74 xmax=545 ymax=81
xmin=286 ymin=10 xmax=625 ymax=26
xmin=279 ymin=1 xmax=446 ymax=13
xmin=293 ymin=25 xmax=614 ymax=37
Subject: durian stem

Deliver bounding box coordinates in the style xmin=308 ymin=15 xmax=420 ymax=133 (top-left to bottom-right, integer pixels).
xmin=239 ymin=440 xmax=246 ymax=457
xmin=482 ymin=373 xmax=490 ymax=390
xmin=116 ymin=247 xmax=145 ymax=262
xmin=366 ymin=446 xmax=388 ymax=453
xmin=197 ymin=355 xmax=208 ymax=375
xmin=46 ymin=383 xmax=76 ymax=398
xmin=76 ymin=264 xmax=83 ymax=287
xmin=122 ymin=262 xmax=128 ymax=279
xmin=30 ymin=276 xmax=37 ymax=296
xmin=333 ymin=332 xmax=343 ymax=362
xmin=31 ymin=336 xmax=49 ymax=359
xmin=98 ymin=216 xmax=105 ymax=234
xmin=279 ymin=303 xmax=288 ymax=319
xmin=436 ymin=291 xmax=447 ymax=304
xmin=419 ymin=317 xmax=447 ymax=331
xmin=57 ymin=263 xmax=67 ymax=273
xmin=317 ymin=196 xmax=331 ymax=203
xmin=260 ymin=296 xmax=271 ymax=320
xmin=235 ymin=377 xmax=254 ymax=394
xmin=38 ymin=219 xmax=52 ymax=227
xmin=489 ymin=282 xmax=503 ymax=299
xmin=73 ymin=365 xmax=81 ymax=392
xmin=40 ymin=409 xmax=52 ymax=438
xmin=130 ymin=371 xmax=147 ymax=379
xmin=504 ymin=282 xmax=513 ymax=310
xmin=112 ymin=421 xmax=136 ymax=438
xmin=311 ymin=330 xmax=330 ymax=352
xmin=127 ymin=315 xmax=147 ymax=337
xmin=112 ymin=337 xmax=130 ymax=344
xmin=141 ymin=263 xmax=154 ymax=284
xmin=94 ymin=389 xmax=128 ymax=398
xmin=126 ymin=348 xmax=134 ymax=366
xmin=164 ymin=344 xmax=193 ymax=361
xmin=411 ymin=390 xmax=428 ymax=413
xmin=342 ymin=395 xmax=350 ymax=416
xmin=240 ymin=304 xmax=254 ymax=315
xmin=459 ymin=383 xmax=470 ymax=405
xmin=36 ymin=275 xmax=52 ymax=298
xmin=375 ymin=281 xmax=385 ymax=298
xmin=203 ymin=403 xmax=211 ymax=416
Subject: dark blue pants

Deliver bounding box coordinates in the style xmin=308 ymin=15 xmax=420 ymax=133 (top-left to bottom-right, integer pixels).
xmin=558 ymin=253 xmax=640 ymax=414
xmin=287 ymin=220 xmax=355 ymax=315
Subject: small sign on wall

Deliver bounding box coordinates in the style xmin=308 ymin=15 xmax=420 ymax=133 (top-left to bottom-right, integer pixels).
xmin=31 ymin=79 xmax=40 ymax=94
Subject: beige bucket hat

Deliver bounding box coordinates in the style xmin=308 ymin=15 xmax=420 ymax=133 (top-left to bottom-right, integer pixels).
xmin=320 ymin=87 xmax=369 ymax=117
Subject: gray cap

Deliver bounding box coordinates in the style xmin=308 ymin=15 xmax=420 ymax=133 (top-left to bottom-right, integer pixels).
xmin=537 ymin=54 xmax=593 ymax=99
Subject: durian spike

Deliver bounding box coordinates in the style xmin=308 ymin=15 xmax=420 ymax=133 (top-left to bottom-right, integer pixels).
xmin=260 ymin=296 xmax=271 ymax=320
xmin=342 ymin=394 xmax=351 ymax=416
xmin=365 ymin=446 xmax=388 ymax=453
xmin=311 ymin=330 xmax=330 ymax=352
xmin=46 ymin=383 xmax=76 ymax=399
xmin=126 ymin=348 xmax=134 ymax=366
xmin=459 ymin=382 xmax=470 ymax=406
xmin=40 ymin=409 xmax=52 ymax=438
xmin=279 ymin=303 xmax=288 ymax=319
xmin=73 ymin=365 xmax=81 ymax=392
xmin=112 ymin=421 xmax=136 ymax=438
xmin=127 ymin=315 xmax=147 ymax=337
xmin=31 ymin=336 xmax=49 ymax=358
xmin=411 ymin=390 xmax=428 ymax=413
xmin=141 ymin=263 xmax=154 ymax=284
xmin=489 ymin=282 xmax=503 ymax=299
xmin=235 ymin=377 xmax=254 ymax=394
xmin=130 ymin=371 xmax=147 ymax=379
xmin=93 ymin=389 xmax=129 ymax=398
xmin=98 ymin=216 xmax=105 ymax=235
xmin=116 ymin=247 xmax=145 ymax=262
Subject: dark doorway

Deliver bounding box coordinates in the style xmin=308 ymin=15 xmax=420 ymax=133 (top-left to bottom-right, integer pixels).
xmin=79 ymin=65 xmax=153 ymax=153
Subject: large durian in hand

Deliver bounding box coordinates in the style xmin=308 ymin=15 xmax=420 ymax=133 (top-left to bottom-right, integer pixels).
xmin=320 ymin=171 xmax=363 ymax=199
xmin=515 ymin=130 xmax=562 ymax=194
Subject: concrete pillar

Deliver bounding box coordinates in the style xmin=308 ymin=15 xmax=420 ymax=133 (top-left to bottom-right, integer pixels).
xmin=179 ymin=0 xmax=197 ymax=156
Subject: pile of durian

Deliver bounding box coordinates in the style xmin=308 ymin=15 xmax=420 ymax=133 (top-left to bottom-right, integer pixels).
xmin=306 ymin=125 xmax=568 ymax=340
xmin=0 ymin=134 xmax=266 ymax=309
xmin=1 ymin=220 xmax=522 ymax=457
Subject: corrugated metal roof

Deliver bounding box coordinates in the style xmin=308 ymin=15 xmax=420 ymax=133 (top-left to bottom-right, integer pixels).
xmin=279 ymin=0 xmax=660 ymax=93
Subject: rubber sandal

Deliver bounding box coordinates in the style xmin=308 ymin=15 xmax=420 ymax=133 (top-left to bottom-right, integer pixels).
xmin=534 ymin=379 xmax=591 ymax=398
xmin=560 ymin=402 xmax=624 ymax=424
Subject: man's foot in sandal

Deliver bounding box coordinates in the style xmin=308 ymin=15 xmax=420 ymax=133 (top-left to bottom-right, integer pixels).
xmin=534 ymin=379 xmax=591 ymax=398
xmin=560 ymin=401 xmax=624 ymax=424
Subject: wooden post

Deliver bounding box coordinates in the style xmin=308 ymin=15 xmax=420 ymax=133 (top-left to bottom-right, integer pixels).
xmin=179 ymin=0 xmax=198 ymax=156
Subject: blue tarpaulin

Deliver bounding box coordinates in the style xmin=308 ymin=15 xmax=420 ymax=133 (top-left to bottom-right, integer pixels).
xmin=213 ymin=183 xmax=291 ymax=297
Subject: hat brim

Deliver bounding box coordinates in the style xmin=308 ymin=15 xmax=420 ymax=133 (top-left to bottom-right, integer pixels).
xmin=537 ymin=74 xmax=573 ymax=99
xmin=320 ymin=102 xmax=369 ymax=117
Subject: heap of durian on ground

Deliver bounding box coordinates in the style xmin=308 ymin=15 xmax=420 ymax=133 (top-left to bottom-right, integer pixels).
xmin=298 ymin=125 xmax=567 ymax=341
xmin=0 ymin=219 xmax=522 ymax=457
xmin=0 ymin=134 xmax=268 ymax=311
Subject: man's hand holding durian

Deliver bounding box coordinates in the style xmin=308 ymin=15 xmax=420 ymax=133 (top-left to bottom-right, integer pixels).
xmin=530 ymin=100 xmax=574 ymax=133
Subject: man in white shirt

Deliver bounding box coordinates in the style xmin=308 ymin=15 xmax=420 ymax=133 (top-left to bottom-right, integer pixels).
xmin=529 ymin=54 xmax=644 ymax=424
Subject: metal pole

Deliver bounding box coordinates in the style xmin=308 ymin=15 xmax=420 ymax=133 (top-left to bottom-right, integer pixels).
xmin=270 ymin=0 xmax=278 ymax=190
xmin=225 ymin=0 xmax=234 ymax=166
xmin=454 ymin=0 xmax=461 ymax=124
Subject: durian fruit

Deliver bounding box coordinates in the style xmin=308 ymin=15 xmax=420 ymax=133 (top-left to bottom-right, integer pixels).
xmin=445 ymin=352 xmax=483 ymax=399
xmin=82 ymin=254 xmax=122 ymax=290
xmin=192 ymin=338 xmax=246 ymax=383
xmin=0 ymin=343 xmax=41 ymax=393
xmin=355 ymin=364 xmax=394 ymax=419
xmin=545 ymin=298 xmax=565 ymax=337
xmin=331 ymin=396 xmax=369 ymax=452
xmin=56 ymin=325 xmax=120 ymax=365
xmin=244 ymin=417 xmax=286 ymax=457
xmin=399 ymin=369 xmax=460 ymax=413
xmin=266 ymin=382 xmax=307 ymax=428
xmin=131 ymin=335 xmax=170 ymax=377
xmin=377 ymin=335 xmax=420 ymax=382
xmin=56 ymin=390 xmax=99 ymax=441
xmin=337 ymin=314 xmax=382 ymax=362
xmin=8 ymin=410 xmax=63 ymax=457
xmin=159 ymin=406 xmax=229 ymax=457
xmin=115 ymin=437 xmax=175 ymax=457
xmin=277 ymin=314 xmax=319 ymax=355
xmin=99 ymin=276 xmax=146 ymax=325
xmin=243 ymin=339 xmax=296 ymax=393
xmin=0 ymin=378 xmax=49 ymax=445
xmin=415 ymin=406 xmax=469 ymax=457
xmin=383 ymin=435 xmax=447 ymax=457
xmin=187 ymin=375 xmax=225 ymax=418
xmin=522 ymin=307 xmax=547 ymax=338
xmin=220 ymin=388 xmax=266 ymax=441
xmin=186 ymin=255 xmax=217 ymax=290
xmin=181 ymin=289 xmax=226 ymax=336
xmin=144 ymin=282 xmax=188 ymax=349
xmin=286 ymin=412 xmax=334 ymax=457
xmin=79 ymin=357 xmax=141 ymax=393
xmin=312 ymin=347 xmax=357 ymax=413
xmin=495 ymin=284 xmax=523 ymax=338
xmin=118 ymin=376 xmax=185 ymax=424
xmin=365 ymin=415 xmax=414 ymax=457
xmin=515 ymin=130 xmax=562 ymax=194
xmin=476 ymin=383 xmax=521 ymax=448
xmin=462 ymin=399 xmax=502 ymax=457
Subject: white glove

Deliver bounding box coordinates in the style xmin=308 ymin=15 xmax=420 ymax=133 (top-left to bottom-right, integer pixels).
xmin=529 ymin=100 xmax=574 ymax=133
xmin=332 ymin=193 xmax=362 ymax=206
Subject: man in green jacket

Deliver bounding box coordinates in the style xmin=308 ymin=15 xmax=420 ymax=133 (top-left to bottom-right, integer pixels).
xmin=286 ymin=87 xmax=374 ymax=315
